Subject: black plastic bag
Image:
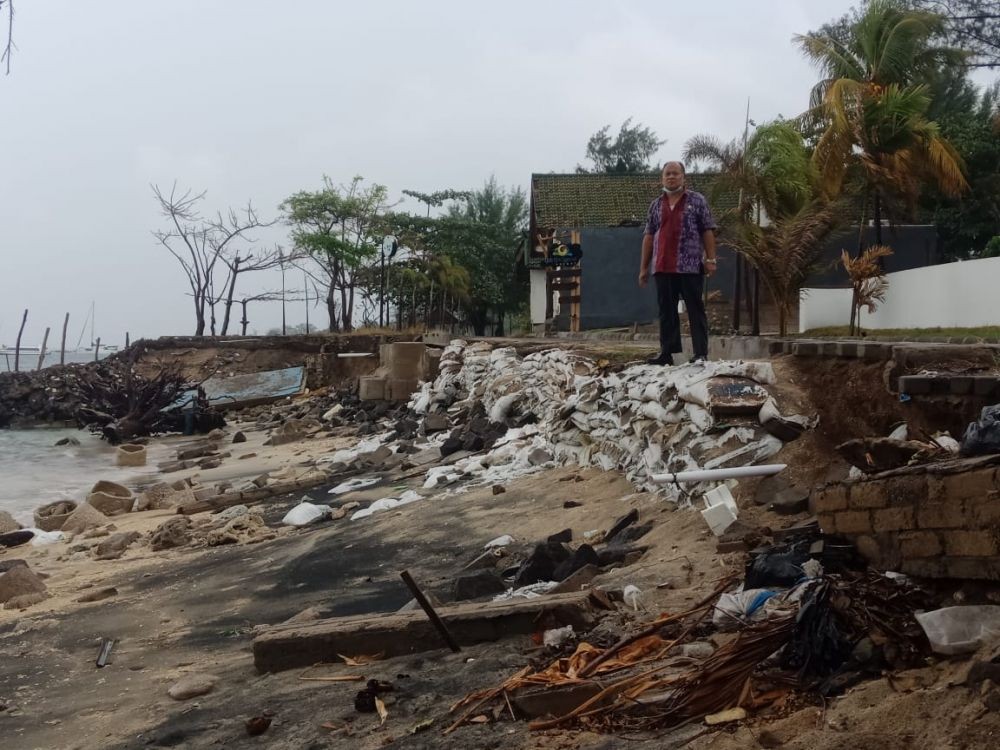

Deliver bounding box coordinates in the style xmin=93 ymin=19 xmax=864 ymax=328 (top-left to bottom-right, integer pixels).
xmin=961 ymin=404 xmax=1000 ymax=457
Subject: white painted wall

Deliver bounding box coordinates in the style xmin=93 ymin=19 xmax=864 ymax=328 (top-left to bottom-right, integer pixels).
xmin=800 ymin=257 xmax=1000 ymax=331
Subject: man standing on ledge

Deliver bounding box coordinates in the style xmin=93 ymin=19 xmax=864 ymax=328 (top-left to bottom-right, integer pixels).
xmin=638 ymin=161 xmax=718 ymax=366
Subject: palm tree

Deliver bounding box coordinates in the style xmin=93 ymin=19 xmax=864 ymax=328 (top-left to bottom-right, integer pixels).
xmin=796 ymin=0 xmax=968 ymax=243
xmin=685 ymin=121 xmax=842 ymax=337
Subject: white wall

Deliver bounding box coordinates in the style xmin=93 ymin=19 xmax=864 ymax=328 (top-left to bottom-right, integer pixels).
xmin=529 ymin=269 xmax=548 ymax=325
xmin=800 ymin=256 xmax=1000 ymax=331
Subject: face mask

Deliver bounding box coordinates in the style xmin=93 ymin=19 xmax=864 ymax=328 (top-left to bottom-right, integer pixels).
xmin=662 ymin=185 xmax=684 ymax=194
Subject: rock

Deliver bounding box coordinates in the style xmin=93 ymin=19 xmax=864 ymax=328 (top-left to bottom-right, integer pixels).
xmin=4 ymin=592 xmax=49 ymax=610
xmin=94 ymin=531 xmax=141 ymax=560
xmin=150 ymin=517 xmax=192 ymax=551
xmin=61 ymin=503 xmax=109 ymax=535
xmin=422 ymin=413 xmax=449 ymax=434
xmin=232 ymin=431 xmax=247 ymax=444
xmin=206 ymin=513 xmax=270 ymax=546
xmin=0 ymin=559 xmax=28 ymax=574
xmin=547 ymin=529 xmax=573 ymax=544
xmin=761 ymin=415 xmax=807 ymax=442
xmin=215 ymin=505 xmax=250 ymax=523
xmin=265 ymin=419 xmax=307 ymax=447
xmin=563 ymin=500 xmax=583 ymax=508
xmin=768 ymin=487 xmax=810 ymax=516
xmin=492 ymin=485 xmax=506 ymax=495
xmin=54 ymin=436 xmax=81 ymax=447
xmin=0 ymin=530 xmax=34 ymax=548
xmin=552 ymin=543 xmax=600 ymax=581
xmin=207 ymin=428 xmax=226 ymax=441
xmin=76 ymin=586 xmax=118 ymax=603
xmin=167 ymin=673 xmax=218 ymax=701
xmin=549 ymin=564 xmax=601 ymax=594
xmin=757 ymin=729 xmax=784 ymax=748
xmin=83 ymin=527 xmax=111 ymax=539
xmin=0 ymin=566 xmax=47 ymax=604
xmin=0 ymin=511 xmax=20 ymax=534
xmin=453 ymin=569 xmax=507 ymax=601
xmin=440 ymin=437 xmax=463 ymax=457
xmin=605 ymin=509 xmax=639 ymax=541
xmin=705 ymin=706 xmax=747 ymax=725
xmin=528 ymin=448 xmax=554 ymax=466
xmin=514 ymin=541 xmax=572 ymax=587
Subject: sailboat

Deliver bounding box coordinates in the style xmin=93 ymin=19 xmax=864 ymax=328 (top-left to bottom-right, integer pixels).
xmin=76 ymin=302 xmax=97 ymax=352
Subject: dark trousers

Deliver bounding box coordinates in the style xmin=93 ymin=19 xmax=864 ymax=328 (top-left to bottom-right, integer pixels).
xmin=654 ymin=272 xmax=709 ymax=357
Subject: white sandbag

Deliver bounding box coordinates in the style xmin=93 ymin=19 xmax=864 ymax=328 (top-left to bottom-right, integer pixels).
xmin=281 ymin=500 xmax=330 ymax=527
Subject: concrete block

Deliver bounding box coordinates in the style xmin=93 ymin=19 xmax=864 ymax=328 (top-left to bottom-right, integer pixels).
xmin=849 ymin=482 xmax=889 ymax=510
xmin=836 ymin=342 xmax=860 ymax=358
xmin=387 ymin=378 xmax=419 ymax=401
xmin=821 ymin=342 xmax=839 ymax=357
xmin=966 ymin=496 xmax=1000 ymax=525
xmin=973 ymin=376 xmax=1000 ymax=396
xmin=873 ymin=507 xmax=916 ymax=532
xmin=359 ymin=376 xmax=386 ymax=401
xmin=253 ymin=590 xmax=600 ymax=673
xmin=900 ymin=558 xmax=947 ymax=578
xmin=810 ymin=485 xmax=848 ymax=513
xmin=899 ymin=531 xmax=943 ymax=558
xmin=899 ymin=376 xmax=933 ymax=395
xmin=940 ymin=469 xmax=998 ymax=504
xmin=815 ymin=513 xmax=837 ymax=533
xmin=950 ymin=376 xmax=975 ymax=396
xmin=384 ymin=342 xmax=426 ymax=380
xmin=512 ymin=682 xmax=604 ymax=719
xmin=853 ymin=534 xmax=883 ymax=563
xmin=792 ymin=342 xmax=819 ymax=357
xmin=944 ymin=557 xmax=1000 ymax=580
xmin=835 ymin=510 xmax=872 ymax=534
xmin=705 ymin=377 xmax=771 ymax=416
xmin=860 ymin=343 xmax=891 ymax=361
xmin=884 ymin=475 xmax=929 ymax=507
xmin=917 ymin=501 xmax=965 ymax=529
xmin=944 ymin=530 xmax=998 ymax=557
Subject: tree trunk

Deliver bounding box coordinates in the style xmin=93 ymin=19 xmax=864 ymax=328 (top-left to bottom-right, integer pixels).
xmin=241 ymin=299 xmax=249 ymax=336
xmin=220 ymin=259 xmax=240 ymax=335
xmin=326 ymin=285 xmax=339 ymax=332
xmin=469 ymin=306 xmax=488 ymax=336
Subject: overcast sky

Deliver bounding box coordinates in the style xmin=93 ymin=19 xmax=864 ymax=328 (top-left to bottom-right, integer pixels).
xmin=1 ymin=0 xmax=894 ymax=343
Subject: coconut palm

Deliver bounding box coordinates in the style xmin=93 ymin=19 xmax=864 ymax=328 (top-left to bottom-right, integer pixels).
xmin=685 ymin=121 xmax=842 ymax=337
xmin=796 ymin=0 xmax=969 ymax=242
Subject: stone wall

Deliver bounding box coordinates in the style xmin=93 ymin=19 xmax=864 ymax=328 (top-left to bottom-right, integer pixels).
xmin=810 ymin=456 xmax=1000 ymax=579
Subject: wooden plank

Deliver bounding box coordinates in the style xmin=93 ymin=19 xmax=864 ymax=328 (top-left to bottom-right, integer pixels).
xmin=253 ymin=590 xmax=602 ymax=673
xmin=559 ymin=295 xmax=582 ymax=304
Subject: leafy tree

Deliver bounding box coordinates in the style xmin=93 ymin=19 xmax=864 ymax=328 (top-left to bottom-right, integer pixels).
xmin=797 ymin=0 xmax=969 ymax=243
xmin=578 ymin=118 xmax=665 ymax=174
xmin=401 ymin=189 xmax=472 ymax=217
xmin=446 ymin=177 xmax=528 ymax=335
xmin=685 ymin=121 xmax=841 ymax=336
xmin=912 ymin=0 xmax=1000 ymax=67
xmin=921 ymin=80 xmax=1000 ymax=258
xmin=281 ymin=176 xmax=391 ymax=332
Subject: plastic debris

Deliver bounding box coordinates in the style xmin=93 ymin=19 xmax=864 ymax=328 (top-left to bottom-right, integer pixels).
xmin=484 ymin=535 xmax=515 ymax=549
xmin=915 ymin=605 xmax=1000 ymax=655
xmin=542 ymin=625 xmax=575 ymax=647
xmin=960 ymin=404 xmax=1000 ymax=457
xmin=282 ymin=500 xmax=330 ymax=527
xmin=329 ymin=477 xmax=379 ymax=495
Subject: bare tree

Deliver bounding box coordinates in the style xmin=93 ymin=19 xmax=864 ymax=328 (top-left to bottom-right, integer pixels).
xmin=1 ymin=0 xmax=13 ymax=76
xmin=215 ymin=245 xmax=286 ymax=334
xmin=152 ymin=183 xmax=275 ymax=336
xmin=237 ymin=290 xmax=302 ymax=335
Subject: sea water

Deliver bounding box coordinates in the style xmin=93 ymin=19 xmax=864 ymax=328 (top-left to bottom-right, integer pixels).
xmin=0 ymin=428 xmax=167 ymax=525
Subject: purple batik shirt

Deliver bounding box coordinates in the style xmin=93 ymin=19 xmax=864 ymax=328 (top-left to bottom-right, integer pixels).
xmin=644 ymin=190 xmax=717 ymax=275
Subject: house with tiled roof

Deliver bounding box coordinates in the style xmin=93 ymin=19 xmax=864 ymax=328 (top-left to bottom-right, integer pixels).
xmin=527 ymin=172 xmax=939 ymax=333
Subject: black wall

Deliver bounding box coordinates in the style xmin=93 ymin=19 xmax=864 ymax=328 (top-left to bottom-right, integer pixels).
xmin=564 ymin=224 xmax=940 ymax=330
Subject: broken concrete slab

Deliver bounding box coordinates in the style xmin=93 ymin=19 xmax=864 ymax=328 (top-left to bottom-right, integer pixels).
xmin=453 ymin=569 xmax=507 ymax=601
xmin=512 ymin=681 xmax=604 ymax=719
xmin=549 ymin=564 xmax=601 ymax=594
xmin=706 ymin=377 xmax=770 ymax=416
xmin=253 ymin=590 xmax=602 ymax=673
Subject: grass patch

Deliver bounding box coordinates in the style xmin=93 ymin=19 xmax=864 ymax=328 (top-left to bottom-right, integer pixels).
xmin=802 ymin=326 xmax=1000 ymax=342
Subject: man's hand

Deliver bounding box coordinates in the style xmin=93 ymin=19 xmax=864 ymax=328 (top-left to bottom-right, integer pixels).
xmin=638 ymin=268 xmax=650 ymax=288
xmin=704 ymin=259 xmax=717 ymax=278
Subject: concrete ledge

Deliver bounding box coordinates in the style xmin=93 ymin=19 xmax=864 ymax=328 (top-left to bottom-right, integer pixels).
xmin=252 ymin=590 xmax=602 ymax=673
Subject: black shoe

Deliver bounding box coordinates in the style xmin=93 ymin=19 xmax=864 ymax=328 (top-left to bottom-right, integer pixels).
xmin=689 ymin=355 xmax=708 ymax=364
xmin=646 ymin=353 xmax=674 ymax=366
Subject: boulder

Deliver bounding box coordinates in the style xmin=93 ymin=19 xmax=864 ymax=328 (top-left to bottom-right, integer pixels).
xmin=150 ymin=517 xmax=192 ymax=551
xmin=94 ymin=531 xmax=141 ymax=560
xmin=54 ymin=436 xmax=81 ymax=447
xmin=0 ymin=510 xmax=21 ymax=535
xmin=528 ymin=448 xmax=554 ymax=466
xmin=422 ymin=413 xmax=449 ymax=434
xmin=33 ymin=500 xmax=78 ymax=532
xmin=0 ymin=530 xmax=34 ymax=548
xmin=514 ymin=541 xmax=572 ymax=587
xmin=0 ymin=565 xmax=47 ymax=604
xmin=206 ymin=513 xmax=271 ymax=546
xmin=62 ymin=503 xmax=109 ymax=535
xmin=4 ymin=592 xmax=49 ymax=610
xmin=207 ymin=428 xmax=226 ymax=441
xmin=215 ymin=505 xmax=250 ymax=523
xmin=167 ymin=673 xmax=218 ymax=701
xmin=232 ymin=431 xmax=247 ymax=444
xmin=265 ymin=419 xmax=307 ymax=447
xmin=440 ymin=436 xmax=463 ymax=457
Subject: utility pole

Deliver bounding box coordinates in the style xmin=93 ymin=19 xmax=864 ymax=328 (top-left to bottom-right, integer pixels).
xmin=733 ymin=97 xmax=751 ymax=333
xmin=280 ymin=250 xmax=287 ymax=335
xmin=304 ymin=272 xmax=310 ymax=334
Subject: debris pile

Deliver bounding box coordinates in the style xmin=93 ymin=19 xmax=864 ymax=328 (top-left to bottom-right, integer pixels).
xmin=409 ymin=340 xmax=802 ymax=497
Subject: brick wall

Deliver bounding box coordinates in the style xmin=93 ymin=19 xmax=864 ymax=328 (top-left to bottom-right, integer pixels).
xmin=810 ymin=459 xmax=1000 ymax=579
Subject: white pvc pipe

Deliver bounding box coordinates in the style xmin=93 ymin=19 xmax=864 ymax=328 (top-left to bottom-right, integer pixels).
xmin=650 ymin=463 xmax=787 ymax=484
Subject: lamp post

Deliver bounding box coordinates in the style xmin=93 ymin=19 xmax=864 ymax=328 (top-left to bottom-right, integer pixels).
xmin=279 ymin=249 xmax=287 ymax=335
